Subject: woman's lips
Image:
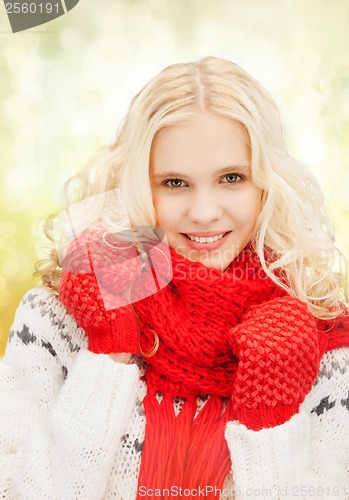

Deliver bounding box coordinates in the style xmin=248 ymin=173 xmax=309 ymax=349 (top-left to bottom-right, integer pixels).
xmin=180 ymin=231 xmax=231 ymax=251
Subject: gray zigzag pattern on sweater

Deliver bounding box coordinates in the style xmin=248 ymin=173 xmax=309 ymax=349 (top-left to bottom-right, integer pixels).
xmin=23 ymin=292 xmax=67 ymax=330
xmin=341 ymin=391 xmax=349 ymax=411
xmin=313 ymin=356 xmax=349 ymax=386
xmin=13 ymin=324 xmax=37 ymax=345
xmin=22 ymin=290 xmax=81 ymax=354
xmin=311 ymin=396 xmax=336 ymax=416
xmin=10 ymin=323 xmax=58 ymax=359
xmin=311 ymin=390 xmax=349 ymax=416
xmin=10 ymin=292 xmax=77 ymax=381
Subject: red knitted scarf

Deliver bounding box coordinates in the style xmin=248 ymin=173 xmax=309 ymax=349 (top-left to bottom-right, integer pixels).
xmin=59 ymin=232 xmax=349 ymax=498
xmin=130 ymin=247 xmax=349 ymax=499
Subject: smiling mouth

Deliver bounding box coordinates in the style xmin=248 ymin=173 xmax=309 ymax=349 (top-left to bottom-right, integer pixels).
xmin=183 ymin=232 xmax=228 ymax=244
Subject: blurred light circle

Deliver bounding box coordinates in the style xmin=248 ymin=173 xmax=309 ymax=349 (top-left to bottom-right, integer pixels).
xmin=2 ymin=259 xmax=20 ymax=277
xmin=6 ymin=166 xmax=39 ymax=194
xmin=0 ymin=236 xmax=16 ymax=251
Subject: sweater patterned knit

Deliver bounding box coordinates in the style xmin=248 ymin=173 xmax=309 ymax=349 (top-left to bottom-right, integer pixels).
xmin=1 ymin=286 xmax=349 ymax=500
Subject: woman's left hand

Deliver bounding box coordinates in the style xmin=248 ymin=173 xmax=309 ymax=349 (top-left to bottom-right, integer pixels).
xmin=228 ymin=296 xmax=320 ymax=431
xmin=108 ymin=352 xmax=132 ymax=364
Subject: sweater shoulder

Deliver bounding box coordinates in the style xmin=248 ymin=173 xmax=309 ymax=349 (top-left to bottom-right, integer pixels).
xmin=7 ymin=286 xmax=88 ymax=369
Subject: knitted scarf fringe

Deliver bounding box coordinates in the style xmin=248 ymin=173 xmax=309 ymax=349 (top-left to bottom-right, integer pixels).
xmin=137 ymin=393 xmax=234 ymax=500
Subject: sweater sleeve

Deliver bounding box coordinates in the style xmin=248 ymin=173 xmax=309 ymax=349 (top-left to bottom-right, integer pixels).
xmin=225 ymin=346 xmax=349 ymax=500
xmin=0 ymin=287 xmax=140 ymax=500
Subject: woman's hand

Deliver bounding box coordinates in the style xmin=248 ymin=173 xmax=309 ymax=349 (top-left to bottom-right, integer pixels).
xmin=108 ymin=352 xmax=132 ymax=364
xmin=58 ymin=231 xmax=141 ymax=355
xmin=229 ymin=296 xmax=320 ymax=431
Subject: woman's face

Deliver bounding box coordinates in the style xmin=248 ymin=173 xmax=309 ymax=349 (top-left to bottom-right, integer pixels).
xmin=150 ymin=112 xmax=262 ymax=270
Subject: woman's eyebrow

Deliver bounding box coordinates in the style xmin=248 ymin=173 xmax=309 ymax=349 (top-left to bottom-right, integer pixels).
xmin=152 ymin=171 xmax=186 ymax=178
xmin=215 ymin=165 xmax=251 ymax=176
xmin=152 ymin=165 xmax=251 ymax=179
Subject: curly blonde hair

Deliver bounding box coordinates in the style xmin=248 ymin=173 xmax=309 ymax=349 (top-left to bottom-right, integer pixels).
xmin=34 ymin=56 xmax=348 ymax=319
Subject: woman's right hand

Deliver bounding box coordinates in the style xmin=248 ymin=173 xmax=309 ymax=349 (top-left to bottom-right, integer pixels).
xmin=58 ymin=231 xmax=141 ymax=356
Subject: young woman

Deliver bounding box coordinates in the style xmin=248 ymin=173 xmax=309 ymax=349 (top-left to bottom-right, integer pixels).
xmin=1 ymin=56 xmax=349 ymax=499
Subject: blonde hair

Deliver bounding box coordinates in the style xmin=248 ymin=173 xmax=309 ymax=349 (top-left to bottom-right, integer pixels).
xmin=35 ymin=56 xmax=348 ymax=319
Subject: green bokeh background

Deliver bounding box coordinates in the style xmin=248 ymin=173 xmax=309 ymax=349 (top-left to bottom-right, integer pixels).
xmin=1 ymin=0 xmax=349 ymax=357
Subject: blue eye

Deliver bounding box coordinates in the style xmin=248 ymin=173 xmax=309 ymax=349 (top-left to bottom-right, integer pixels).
xmin=222 ymin=173 xmax=243 ymax=183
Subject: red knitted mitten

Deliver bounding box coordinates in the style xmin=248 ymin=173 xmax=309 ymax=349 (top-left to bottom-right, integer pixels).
xmin=229 ymin=296 xmax=320 ymax=431
xmin=58 ymin=231 xmax=142 ymax=354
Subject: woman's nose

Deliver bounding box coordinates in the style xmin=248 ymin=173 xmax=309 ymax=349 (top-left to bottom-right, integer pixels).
xmin=187 ymin=190 xmax=223 ymax=225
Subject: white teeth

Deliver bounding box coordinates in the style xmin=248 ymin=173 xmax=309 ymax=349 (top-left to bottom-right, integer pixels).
xmin=187 ymin=233 xmax=225 ymax=243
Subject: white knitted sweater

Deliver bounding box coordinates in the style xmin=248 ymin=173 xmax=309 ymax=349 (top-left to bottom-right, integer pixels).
xmin=1 ymin=287 xmax=349 ymax=500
